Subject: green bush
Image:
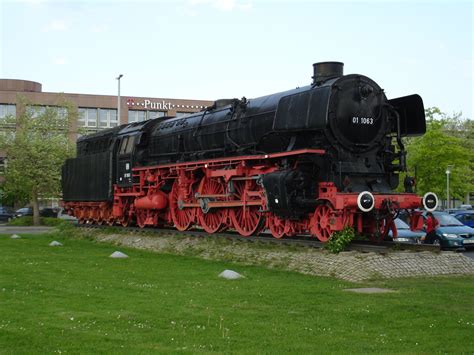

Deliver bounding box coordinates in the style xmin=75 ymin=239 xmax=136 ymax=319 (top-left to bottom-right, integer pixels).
xmin=7 ymin=216 xmax=68 ymax=227
xmin=324 ymin=226 xmax=355 ymax=253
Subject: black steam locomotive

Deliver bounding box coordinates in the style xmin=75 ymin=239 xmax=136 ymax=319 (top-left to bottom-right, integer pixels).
xmin=62 ymin=62 xmax=437 ymax=241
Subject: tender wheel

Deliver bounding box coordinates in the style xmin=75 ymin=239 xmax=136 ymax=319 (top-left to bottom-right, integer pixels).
xmin=76 ymin=208 xmax=86 ymax=224
xmin=170 ymin=180 xmax=196 ymax=231
xmin=310 ymin=204 xmax=334 ymax=242
xmin=268 ymin=214 xmax=287 ymax=239
xmin=369 ymin=217 xmax=396 ymax=243
xmin=106 ymin=207 xmax=115 ymax=226
xmin=229 ymin=180 xmax=264 ymax=237
xmin=197 ymin=177 xmax=228 ymax=234
xmin=102 ymin=207 xmax=114 ymax=226
xmin=98 ymin=206 xmax=110 ymax=225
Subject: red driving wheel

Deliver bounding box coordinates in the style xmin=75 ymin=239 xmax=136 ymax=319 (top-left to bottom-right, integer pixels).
xmin=229 ymin=180 xmax=264 ymax=237
xmin=170 ymin=180 xmax=196 ymax=231
xmin=197 ymin=177 xmax=228 ymax=234
xmin=310 ymin=204 xmax=334 ymax=242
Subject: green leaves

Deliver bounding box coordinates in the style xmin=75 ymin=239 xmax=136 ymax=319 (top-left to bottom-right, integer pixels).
xmin=403 ymin=108 xmax=473 ymax=201
xmin=0 ymin=96 xmax=77 ymax=213
xmin=324 ymin=227 xmax=355 ymax=253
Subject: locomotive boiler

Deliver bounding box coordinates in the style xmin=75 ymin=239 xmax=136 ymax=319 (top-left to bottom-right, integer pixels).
xmin=62 ymin=62 xmax=438 ymax=241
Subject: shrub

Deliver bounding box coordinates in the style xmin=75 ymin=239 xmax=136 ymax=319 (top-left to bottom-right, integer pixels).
xmin=7 ymin=216 xmax=68 ymax=227
xmin=324 ymin=226 xmax=355 ymax=253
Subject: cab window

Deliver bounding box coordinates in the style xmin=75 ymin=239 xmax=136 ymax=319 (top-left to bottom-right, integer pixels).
xmin=119 ymin=137 xmax=128 ymax=154
xmin=125 ymin=135 xmax=135 ymax=153
xmin=119 ymin=135 xmax=136 ymax=154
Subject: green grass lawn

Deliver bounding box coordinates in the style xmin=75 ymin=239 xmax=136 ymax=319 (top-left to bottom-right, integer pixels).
xmin=1 ymin=230 xmax=473 ymax=353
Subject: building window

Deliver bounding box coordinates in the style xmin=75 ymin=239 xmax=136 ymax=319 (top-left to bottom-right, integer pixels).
xmin=99 ymin=109 xmax=118 ymax=128
xmin=0 ymin=157 xmax=6 ymax=175
xmin=26 ymin=105 xmax=68 ymax=119
xmin=56 ymin=107 xmax=68 ymax=119
xmin=78 ymin=108 xmax=98 ymax=127
xmin=0 ymin=104 xmax=16 ymax=118
xmin=27 ymin=105 xmax=46 ymax=118
xmin=128 ymin=110 xmax=146 ymax=123
xmin=176 ymin=112 xmax=191 ymax=118
xmin=147 ymin=110 xmax=165 ymax=120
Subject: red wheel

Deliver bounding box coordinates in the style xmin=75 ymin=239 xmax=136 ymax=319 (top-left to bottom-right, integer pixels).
xmin=117 ymin=199 xmax=132 ymax=227
xmin=268 ymin=214 xmax=287 ymax=239
xmin=310 ymin=204 xmax=333 ymax=242
xmin=170 ymin=181 xmax=196 ymax=231
xmin=76 ymin=208 xmax=85 ymax=224
xmin=100 ymin=207 xmax=114 ymax=226
xmin=93 ymin=208 xmax=103 ymax=225
xmin=229 ymin=180 xmax=264 ymax=237
xmin=136 ymin=209 xmax=147 ymax=228
xmin=84 ymin=207 xmax=92 ymax=224
xmin=197 ymin=178 xmax=228 ymax=234
xmin=370 ymin=217 xmax=396 ymax=243
xmin=119 ymin=216 xmax=130 ymax=227
xmin=97 ymin=206 xmax=108 ymax=225
xmin=107 ymin=216 xmax=115 ymax=226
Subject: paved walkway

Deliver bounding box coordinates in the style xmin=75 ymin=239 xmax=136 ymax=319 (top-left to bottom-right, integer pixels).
xmin=0 ymin=225 xmax=54 ymax=235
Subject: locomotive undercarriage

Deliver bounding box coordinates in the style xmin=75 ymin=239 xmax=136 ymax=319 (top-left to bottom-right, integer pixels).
xmin=64 ymin=149 xmax=425 ymax=242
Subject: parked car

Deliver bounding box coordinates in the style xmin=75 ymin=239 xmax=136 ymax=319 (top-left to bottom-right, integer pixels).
xmin=422 ymin=211 xmax=474 ymax=250
xmin=40 ymin=208 xmax=59 ymax=218
xmin=15 ymin=207 xmax=59 ymax=218
xmin=452 ymin=210 xmax=474 ymax=228
xmin=57 ymin=208 xmax=77 ymax=223
xmin=388 ymin=218 xmax=425 ymax=244
xmin=15 ymin=207 xmax=33 ymax=218
xmin=0 ymin=206 xmax=15 ymax=223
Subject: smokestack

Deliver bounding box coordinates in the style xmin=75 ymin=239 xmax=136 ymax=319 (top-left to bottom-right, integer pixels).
xmin=312 ymin=61 xmax=344 ymax=85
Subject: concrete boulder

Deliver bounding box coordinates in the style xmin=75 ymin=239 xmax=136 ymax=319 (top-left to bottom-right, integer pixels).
xmin=218 ymin=270 xmax=244 ymax=280
xmin=110 ymin=251 xmax=129 ymax=258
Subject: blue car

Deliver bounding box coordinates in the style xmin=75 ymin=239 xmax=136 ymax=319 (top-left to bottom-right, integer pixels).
xmin=388 ymin=218 xmax=425 ymax=244
xmin=452 ymin=210 xmax=474 ymax=228
xmin=423 ymin=211 xmax=474 ymax=250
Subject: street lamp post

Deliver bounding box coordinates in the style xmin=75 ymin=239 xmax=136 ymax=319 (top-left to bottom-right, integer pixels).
xmin=116 ymin=74 xmax=123 ymax=123
xmin=446 ymin=166 xmax=451 ymax=210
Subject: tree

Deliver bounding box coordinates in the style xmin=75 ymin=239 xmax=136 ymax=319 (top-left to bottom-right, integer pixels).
xmin=403 ymin=107 xmax=474 ymax=205
xmin=0 ymin=97 xmax=77 ymax=225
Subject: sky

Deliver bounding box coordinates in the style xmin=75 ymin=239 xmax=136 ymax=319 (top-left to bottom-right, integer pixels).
xmin=1 ymin=0 xmax=472 ymax=119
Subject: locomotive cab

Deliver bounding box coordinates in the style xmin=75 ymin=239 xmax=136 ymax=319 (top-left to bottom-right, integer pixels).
xmin=116 ymin=134 xmax=136 ymax=187
xmin=115 ymin=120 xmax=155 ymax=187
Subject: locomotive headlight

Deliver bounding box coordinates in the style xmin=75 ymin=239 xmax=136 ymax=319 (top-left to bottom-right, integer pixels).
xmin=357 ymin=191 xmax=375 ymax=212
xmin=422 ymin=192 xmax=438 ymax=212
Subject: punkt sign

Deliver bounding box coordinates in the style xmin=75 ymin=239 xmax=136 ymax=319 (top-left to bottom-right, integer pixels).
xmin=126 ymin=98 xmax=206 ymax=110
xmin=127 ymin=98 xmax=172 ymax=110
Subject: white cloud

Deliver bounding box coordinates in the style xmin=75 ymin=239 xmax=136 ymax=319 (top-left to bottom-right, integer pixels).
xmin=18 ymin=0 xmax=47 ymax=5
xmin=53 ymin=56 xmax=66 ymax=65
xmin=90 ymin=24 xmax=109 ymax=33
xmin=188 ymin=0 xmax=252 ymax=12
xmin=44 ymin=20 xmax=68 ymax=32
